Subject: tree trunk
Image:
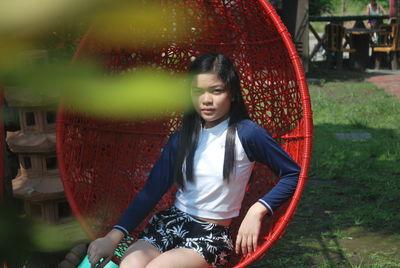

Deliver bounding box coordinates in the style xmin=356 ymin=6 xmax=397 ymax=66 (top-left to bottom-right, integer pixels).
xmin=342 ymin=0 xmax=347 ymax=15
xmin=397 ymin=0 xmax=400 ymax=21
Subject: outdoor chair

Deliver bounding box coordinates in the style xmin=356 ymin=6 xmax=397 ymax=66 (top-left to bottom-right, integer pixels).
xmin=324 ymin=23 xmax=356 ymax=69
xmin=372 ymin=22 xmax=400 ymax=69
xmin=56 ymin=1 xmax=313 ymax=267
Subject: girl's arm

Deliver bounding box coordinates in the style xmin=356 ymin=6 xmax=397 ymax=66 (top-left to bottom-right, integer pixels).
xmin=379 ymin=5 xmax=387 ymax=14
xmin=236 ymin=120 xmax=301 ymax=255
xmin=235 ymin=202 xmax=268 ymax=256
xmin=238 ymin=121 xmax=300 ymax=213
xmin=114 ymin=131 xmax=179 ymax=235
xmin=87 ymin=228 xmax=125 ymax=266
xmin=366 ymin=5 xmax=371 ymax=15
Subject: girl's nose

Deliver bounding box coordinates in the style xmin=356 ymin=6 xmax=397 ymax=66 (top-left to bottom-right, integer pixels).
xmin=202 ymin=92 xmax=213 ymax=104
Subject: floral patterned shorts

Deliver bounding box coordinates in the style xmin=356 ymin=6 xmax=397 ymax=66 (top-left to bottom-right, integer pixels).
xmin=138 ymin=207 xmax=233 ymax=267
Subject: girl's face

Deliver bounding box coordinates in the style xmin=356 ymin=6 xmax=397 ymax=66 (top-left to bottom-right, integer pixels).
xmin=191 ymin=73 xmax=232 ymax=129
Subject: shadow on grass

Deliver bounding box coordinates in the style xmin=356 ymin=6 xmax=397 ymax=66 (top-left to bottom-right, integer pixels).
xmin=307 ymin=60 xmax=399 ymax=84
xmin=307 ymin=61 xmax=366 ymax=83
xmin=251 ymin=123 xmax=400 ymax=267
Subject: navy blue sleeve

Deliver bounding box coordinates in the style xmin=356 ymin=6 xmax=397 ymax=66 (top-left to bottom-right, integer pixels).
xmin=113 ymin=132 xmax=179 ymax=235
xmin=237 ymin=120 xmax=300 ymax=214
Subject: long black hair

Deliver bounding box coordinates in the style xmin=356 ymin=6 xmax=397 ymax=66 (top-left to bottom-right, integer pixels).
xmin=173 ymin=52 xmax=250 ymax=188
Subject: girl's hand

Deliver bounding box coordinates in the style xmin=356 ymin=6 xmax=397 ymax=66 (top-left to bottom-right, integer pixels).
xmin=87 ymin=229 xmax=124 ymax=268
xmin=235 ymin=202 xmax=268 ymax=257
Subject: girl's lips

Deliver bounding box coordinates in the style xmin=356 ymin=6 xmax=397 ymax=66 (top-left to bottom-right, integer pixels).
xmin=201 ymin=109 xmax=215 ymax=114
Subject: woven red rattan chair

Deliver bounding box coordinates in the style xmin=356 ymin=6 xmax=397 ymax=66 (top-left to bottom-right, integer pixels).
xmin=56 ymin=1 xmax=313 ymax=267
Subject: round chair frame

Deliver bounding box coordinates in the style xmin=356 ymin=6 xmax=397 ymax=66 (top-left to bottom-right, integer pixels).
xmin=56 ymin=1 xmax=313 ymax=267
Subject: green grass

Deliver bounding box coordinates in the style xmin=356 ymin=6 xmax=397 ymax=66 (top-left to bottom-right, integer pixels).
xmin=252 ymin=70 xmax=400 ymax=267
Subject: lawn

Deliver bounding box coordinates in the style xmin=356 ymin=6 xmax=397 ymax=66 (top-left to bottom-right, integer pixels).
xmin=252 ymin=67 xmax=400 ymax=267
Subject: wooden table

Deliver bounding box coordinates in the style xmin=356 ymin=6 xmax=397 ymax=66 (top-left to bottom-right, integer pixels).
xmin=309 ymin=15 xmax=389 ymax=60
xmin=309 ymin=14 xmax=389 ymax=23
xmin=345 ymin=28 xmax=386 ymax=71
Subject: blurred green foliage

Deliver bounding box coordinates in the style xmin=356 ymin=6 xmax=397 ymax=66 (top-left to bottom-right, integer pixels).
xmin=0 ymin=204 xmax=88 ymax=265
xmin=310 ymin=0 xmax=334 ymax=15
xmin=4 ymin=62 xmax=191 ymax=119
xmin=0 ymin=204 xmax=34 ymax=266
xmin=310 ymin=0 xmax=390 ymax=16
xmin=0 ymin=0 xmax=193 ymax=119
xmin=0 ymin=1 xmax=193 ymax=265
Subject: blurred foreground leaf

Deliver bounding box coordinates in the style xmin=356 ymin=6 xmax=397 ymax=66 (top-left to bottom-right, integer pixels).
xmin=89 ymin=2 xmax=191 ymax=48
xmin=4 ymin=61 xmax=191 ymax=119
xmin=0 ymin=0 xmax=98 ymax=36
xmin=0 ymin=0 xmax=193 ymax=73
xmin=31 ymin=219 xmax=88 ymax=252
xmin=0 ymin=40 xmax=32 ymax=73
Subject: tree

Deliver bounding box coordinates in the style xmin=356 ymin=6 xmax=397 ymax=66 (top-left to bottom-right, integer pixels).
xmin=310 ymin=0 xmax=334 ymax=15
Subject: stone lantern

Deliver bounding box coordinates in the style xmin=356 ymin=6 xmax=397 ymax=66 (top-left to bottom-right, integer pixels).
xmin=6 ymin=50 xmax=69 ymax=223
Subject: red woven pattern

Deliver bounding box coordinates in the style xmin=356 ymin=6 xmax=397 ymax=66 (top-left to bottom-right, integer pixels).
xmin=56 ymin=1 xmax=313 ymax=267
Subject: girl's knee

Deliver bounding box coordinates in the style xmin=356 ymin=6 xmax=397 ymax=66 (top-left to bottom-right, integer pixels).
xmin=119 ymin=260 xmax=130 ymax=268
xmin=120 ymin=258 xmax=145 ymax=268
xmin=145 ymin=262 xmax=156 ymax=268
xmin=146 ymin=259 xmax=167 ymax=268
xmin=119 ymin=258 xmax=136 ymax=268
xmin=120 ymin=240 xmax=160 ymax=267
xmin=120 ymin=253 xmax=149 ymax=268
xmin=146 ymin=257 xmax=170 ymax=268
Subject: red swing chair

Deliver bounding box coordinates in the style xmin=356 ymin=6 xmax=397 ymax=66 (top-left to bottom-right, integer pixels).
xmin=56 ymin=1 xmax=313 ymax=267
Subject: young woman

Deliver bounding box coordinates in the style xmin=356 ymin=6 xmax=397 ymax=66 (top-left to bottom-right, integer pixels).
xmin=87 ymin=52 xmax=300 ymax=268
xmin=366 ymin=0 xmax=387 ymax=28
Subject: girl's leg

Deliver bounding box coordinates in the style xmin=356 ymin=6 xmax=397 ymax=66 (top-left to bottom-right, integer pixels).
xmin=146 ymin=248 xmax=210 ymax=268
xmin=119 ymin=240 xmax=161 ymax=268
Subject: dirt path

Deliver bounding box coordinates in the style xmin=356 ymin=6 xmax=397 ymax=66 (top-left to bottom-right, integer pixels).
xmin=365 ymin=70 xmax=400 ymax=100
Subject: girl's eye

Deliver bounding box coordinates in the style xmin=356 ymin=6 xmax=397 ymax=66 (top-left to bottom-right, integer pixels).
xmin=213 ymin=89 xmax=224 ymax=94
